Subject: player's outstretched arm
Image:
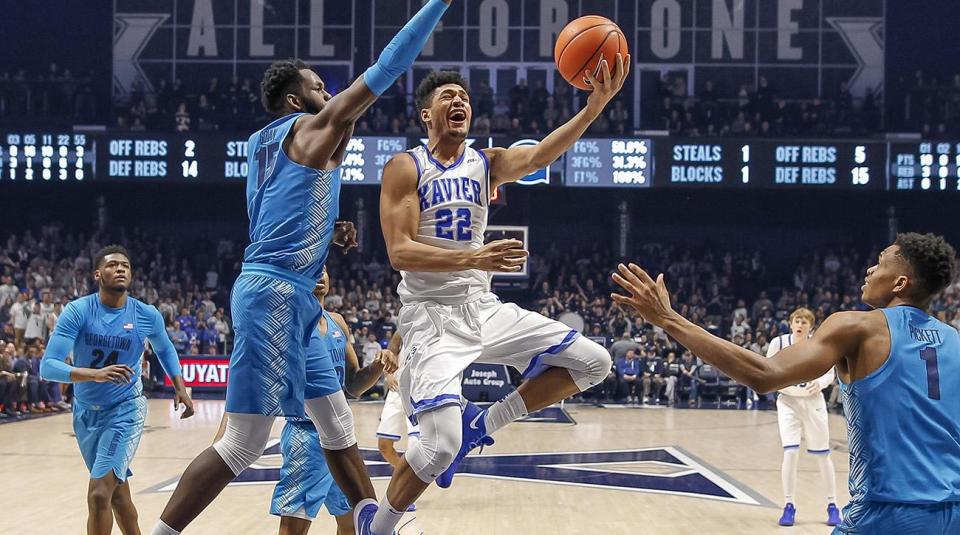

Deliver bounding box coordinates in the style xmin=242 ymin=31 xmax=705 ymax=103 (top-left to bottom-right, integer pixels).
xmin=335 ymin=313 xmax=385 ymax=397
xmin=484 ymin=52 xmax=631 ymax=187
xmin=294 ymin=0 xmax=451 ymax=157
xmin=147 ymin=308 xmax=195 ymax=418
xmin=380 ymin=153 xmax=529 ymax=272
xmin=610 ymin=263 xmax=859 ymax=393
xmin=40 ymin=302 xmax=135 ymax=384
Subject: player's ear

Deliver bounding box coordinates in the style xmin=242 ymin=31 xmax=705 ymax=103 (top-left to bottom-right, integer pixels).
xmin=285 ymin=93 xmax=302 ymax=112
xmin=420 ymin=107 xmax=431 ymax=128
xmin=892 ymin=274 xmax=910 ymax=296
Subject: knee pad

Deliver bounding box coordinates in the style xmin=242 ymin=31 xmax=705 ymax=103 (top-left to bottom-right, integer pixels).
xmin=404 ymin=405 xmax=461 ymax=483
xmin=556 ymin=336 xmax=612 ymax=392
xmin=212 ymin=413 xmax=274 ymax=475
xmin=305 ymin=390 xmax=357 ymax=450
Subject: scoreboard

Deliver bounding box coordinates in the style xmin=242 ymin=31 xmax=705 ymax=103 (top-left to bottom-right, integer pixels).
xmin=2 ymin=133 xmax=95 ymax=181
xmin=564 ymin=139 xmax=652 ymax=188
xmin=888 ymin=141 xmax=960 ymax=192
xmin=4 ymin=130 xmax=960 ymax=193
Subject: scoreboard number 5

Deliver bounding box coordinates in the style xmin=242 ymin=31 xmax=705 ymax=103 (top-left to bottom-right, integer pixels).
xmin=851 ymin=145 xmax=870 ymax=185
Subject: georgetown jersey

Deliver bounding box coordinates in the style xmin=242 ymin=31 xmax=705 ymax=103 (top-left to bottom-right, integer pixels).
xmin=243 ymin=113 xmax=342 ymax=281
xmin=288 ymin=311 xmax=349 ymax=424
xmin=767 ymin=333 xmax=835 ymax=397
xmin=842 ymin=306 xmax=960 ymax=504
xmin=53 ymin=295 xmax=167 ymax=406
xmin=398 ymin=145 xmax=491 ymax=305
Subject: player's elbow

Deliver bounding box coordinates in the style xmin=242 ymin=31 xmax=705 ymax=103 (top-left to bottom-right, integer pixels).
xmin=39 ymin=359 xmax=58 ymax=382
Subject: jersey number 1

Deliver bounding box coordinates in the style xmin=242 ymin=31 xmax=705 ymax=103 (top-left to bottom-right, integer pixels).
xmin=920 ymin=347 xmax=940 ymax=400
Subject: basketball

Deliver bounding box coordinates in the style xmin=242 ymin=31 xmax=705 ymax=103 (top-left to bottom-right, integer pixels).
xmin=554 ymin=15 xmax=629 ymax=90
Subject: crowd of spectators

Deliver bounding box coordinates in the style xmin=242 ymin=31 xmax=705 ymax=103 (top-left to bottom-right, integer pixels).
xmin=0 ymin=64 xmax=99 ymax=123
xmin=900 ymin=70 xmax=960 ymax=138
xmin=3 ymin=221 xmax=959 ymax=419
xmin=651 ymin=74 xmax=882 ymax=137
xmin=112 ymin=73 xmax=634 ymax=137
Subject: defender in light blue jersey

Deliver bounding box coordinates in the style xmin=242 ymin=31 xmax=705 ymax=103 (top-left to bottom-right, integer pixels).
xmin=612 ymin=232 xmax=960 ymax=535
xmin=154 ymin=5 xmax=452 ymax=534
xmin=212 ymin=268 xmax=398 ymax=535
xmin=40 ymin=245 xmax=194 ymax=535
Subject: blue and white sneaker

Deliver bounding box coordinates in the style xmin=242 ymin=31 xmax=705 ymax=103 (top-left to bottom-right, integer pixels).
xmin=436 ymin=400 xmax=494 ymax=488
xmin=354 ymin=498 xmax=378 ymax=535
xmin=778 ymin=503 xmax=796 ymax=526
xmin=827 ymin=503 xmax=841 ymax=526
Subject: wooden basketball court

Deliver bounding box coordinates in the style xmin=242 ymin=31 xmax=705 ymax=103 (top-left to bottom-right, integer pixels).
xmin=0 ymin=399 xmax=849 ymax=534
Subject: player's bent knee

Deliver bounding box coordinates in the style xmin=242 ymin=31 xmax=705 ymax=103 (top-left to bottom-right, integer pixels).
xmin=212 ymin=412 xmax=273 ymax=475
xmin=87 ymin=483 xmax=114 ymax=509
xmin=305 ymin=390 xmax=357 ymax=450
xmin=563 ymin=337 xmax=612 ymax=391
xmin=406 ymin=405 xmax=461 ymax=482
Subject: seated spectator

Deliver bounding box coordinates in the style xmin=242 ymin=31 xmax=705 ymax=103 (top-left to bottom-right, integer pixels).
xmin=616 ymin=349 xmax=642 ymax=403
xmin=641 ymin=348 xmax=665 ymax=404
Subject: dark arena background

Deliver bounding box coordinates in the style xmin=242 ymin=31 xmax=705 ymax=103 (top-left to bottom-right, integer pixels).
xmin=1 ymin=1 xmax=959 ymax=534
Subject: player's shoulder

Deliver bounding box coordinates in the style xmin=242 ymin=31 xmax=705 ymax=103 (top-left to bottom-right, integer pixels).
xmin=65 ymin=294 xmax=96 ymax=314
xmin=381 ymin=150 xmax=421 ymax=189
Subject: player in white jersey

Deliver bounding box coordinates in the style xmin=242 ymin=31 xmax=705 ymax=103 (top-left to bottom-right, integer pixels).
xmin=361 ymin=55 xmax=630 ymax=535
xmin=375 ymin=332 xmax=424 ymax=535
xmin=766 ymin=307 xmax=841 ymax=527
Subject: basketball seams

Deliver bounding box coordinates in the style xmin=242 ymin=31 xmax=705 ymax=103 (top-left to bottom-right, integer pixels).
xmin=555 ymin=21 xmax=610 ymax=63
xmin=566 ymin=29 xmax=619 ymax=86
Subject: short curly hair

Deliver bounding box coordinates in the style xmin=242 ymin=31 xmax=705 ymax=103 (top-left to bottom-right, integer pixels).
xmin=260 ymin=59 xmax=309 ymax=114
xmin=93 ymin=244 xmax=130 ymax=270
xmin=894 ymin=232 xmax=957 ymax=300
xmin=415 ymin=70 xmax=469 ymax=113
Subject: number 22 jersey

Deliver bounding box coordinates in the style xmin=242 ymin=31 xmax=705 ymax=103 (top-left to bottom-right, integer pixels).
xmin=53 ymin=294 xmax=171 ymax=407
xmin=397 ymin=144 xmax=491 ymax=306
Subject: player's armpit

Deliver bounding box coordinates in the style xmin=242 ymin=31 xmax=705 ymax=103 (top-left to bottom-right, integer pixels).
xmin=761 ymin=312 xmax=864 ymax=393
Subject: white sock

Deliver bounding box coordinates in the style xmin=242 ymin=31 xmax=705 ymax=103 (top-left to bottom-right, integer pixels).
xmin=370 ymin=496 xmax=404 ymax=535
xmin=484 ymin=390 xmax=529 ymax=435
xmin=782 ymin=448 xmax=798 ymax=504
xmin=151 ymin=520 xmax=181 ymax=535
xmin=815 ymin=453 xmax=838 ymax=504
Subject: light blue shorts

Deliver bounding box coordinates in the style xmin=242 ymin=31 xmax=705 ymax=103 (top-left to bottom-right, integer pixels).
xmin=270 ymin=420 xmax=351 ymax=520
xmin=73 ymin=396 xmax=147 ymax=482
xmin=834 ymin=500 xmax=960 ymax=534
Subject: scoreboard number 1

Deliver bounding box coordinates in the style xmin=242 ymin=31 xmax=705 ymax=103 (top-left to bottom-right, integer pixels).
xmin=740 ymin=144 xmax=750 ymax=183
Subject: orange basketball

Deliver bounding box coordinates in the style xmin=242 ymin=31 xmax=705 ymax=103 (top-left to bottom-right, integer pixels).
xmin=554 ymin=15 xmax=629 ymax=91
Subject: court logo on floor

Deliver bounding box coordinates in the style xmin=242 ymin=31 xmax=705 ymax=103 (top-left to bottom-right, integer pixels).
xmin=146 ymin=444 xmax=772 ymax=506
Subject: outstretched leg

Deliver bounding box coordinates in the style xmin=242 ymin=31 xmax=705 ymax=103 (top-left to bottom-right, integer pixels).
xmin=111 ymin=479 xmax=141 ymax=535
xmin=305 ymin=391 xmax=376 ymax=506
xmin=154 ymin=413 xmax=274 ymax=533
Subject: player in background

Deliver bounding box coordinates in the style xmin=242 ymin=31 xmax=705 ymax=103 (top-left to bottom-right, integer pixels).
xmin=40 ymin=245 xmax=195 ymax=535
xmin=766 ymin=307 xmax=840 ymax=527
xmin=375 ymin=332 xmax=423 ymax=535
xmin=366 ymin=54 xmax=629 ymax=534
xmin=611 ymin=232 xmax=960 ymax=535
xmin=214 ymin=268 xmax=399 ymax=535
xmin=152 ymin=3 xmax=452 ymax=535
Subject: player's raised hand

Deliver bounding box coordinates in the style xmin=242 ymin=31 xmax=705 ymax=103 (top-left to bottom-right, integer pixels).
xmin=93 ymin=364 xmax=135 ymax=384
xmin=610 ymin=263 xmax=675 ymax=326
xmin=377 ymin=349 xmax=400 ymax=374
xmin=333 ymin=220 xmax=358 ymax=253
xmin=584 ymin=52 xmax=631 ymax=113
xmin=471 ymin=239 xmax=529 ymax=272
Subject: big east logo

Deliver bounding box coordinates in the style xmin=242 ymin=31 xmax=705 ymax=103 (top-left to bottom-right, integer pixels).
xmin=509 ymin=139 xmax=550 ymax=186
xmin=164 ymin=358 xmax=230 ymax=387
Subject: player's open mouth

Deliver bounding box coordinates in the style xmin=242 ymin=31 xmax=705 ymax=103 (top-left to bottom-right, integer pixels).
xmin=448 ymin=109 xmax=467 ymax=125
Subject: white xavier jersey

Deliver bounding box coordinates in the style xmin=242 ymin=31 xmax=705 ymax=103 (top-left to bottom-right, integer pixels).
xmin=766 ymin=333 xmax=836 ymax=397
xmin=397 ymin=145 xmax=491 ymax=305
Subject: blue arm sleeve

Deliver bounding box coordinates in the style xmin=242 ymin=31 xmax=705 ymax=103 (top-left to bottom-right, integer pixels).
xmin=147 ymin=308 xmax=182 ymax=379
xmin=40 ymin=302 xmax=82 ymax=383
xmin=363 ymin=0 xmax=448 ymax=96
